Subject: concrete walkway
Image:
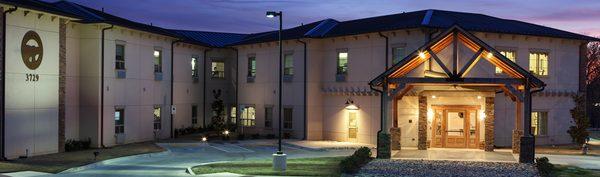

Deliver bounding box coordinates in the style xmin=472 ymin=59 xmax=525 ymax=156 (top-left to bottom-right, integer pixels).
xmin=536 ymin=154 xmax=600 ymax=169
xmin=392 ymin=148 xmax=517 ymax=162
xmin=2 ymin=140 xmax=354 ymax=177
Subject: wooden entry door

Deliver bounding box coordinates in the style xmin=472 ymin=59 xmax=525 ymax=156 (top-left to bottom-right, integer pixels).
xmin=432 ymin=106 xmax=480 ymax=148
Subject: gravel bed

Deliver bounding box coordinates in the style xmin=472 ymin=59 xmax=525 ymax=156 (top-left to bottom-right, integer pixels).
xmin=356 ymin=159 xmax=540 ymax=177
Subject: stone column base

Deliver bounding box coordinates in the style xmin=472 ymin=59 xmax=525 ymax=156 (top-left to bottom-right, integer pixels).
xmin=512 ymin=130 xmax=523 ymax=154
xmin=376 ymin=131 xmax=391 ymax=159
xmin=519 ymin=136 xmax=535 ymax=163
xmin=390 ymin=128 xmax=401 ymax=150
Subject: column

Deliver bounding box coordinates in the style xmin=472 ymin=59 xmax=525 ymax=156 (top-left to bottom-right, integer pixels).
xmin=484 ymin=97 xmax=495 ymax=152
xmin=519 ymin=82 xmax=535 ymax=163
xmin=512 ymin=100 xmax=523 ymax=154
xmin=58 ymin=18 xmax=67 ymax=152
xmin=376 ymin=84 xmax=391 ymax=158
xmin=417 ymin=95 xmax=427 ymax=150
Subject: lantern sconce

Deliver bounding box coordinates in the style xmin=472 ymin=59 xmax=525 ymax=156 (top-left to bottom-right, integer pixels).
xmin=345 ymin=98 xmax=359 ymax=110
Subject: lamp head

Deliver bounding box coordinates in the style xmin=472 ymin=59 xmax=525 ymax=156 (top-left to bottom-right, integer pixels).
xmin=344 ymin=98 xmax=359 ymax=110
xmin=266 ymin=11 xmax=280 ymax=18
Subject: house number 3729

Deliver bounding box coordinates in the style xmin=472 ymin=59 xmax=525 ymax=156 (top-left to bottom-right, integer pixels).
xmin=25 ymin=73 xmax=39 ymax=82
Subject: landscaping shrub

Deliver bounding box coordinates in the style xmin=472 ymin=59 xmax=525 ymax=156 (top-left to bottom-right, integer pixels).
xmin=339 ymin=147 xmax=373 ymax=174
xmin=237 ymin=134 xmax=245 ymax=140
xmin=251 ymin=133 xmax=260 ymax=139
xmin=567 ymin=94 xmax=590 ymax=146
xmin=265 ymin=134 xmax=276 ymax=139
xmin=283 ymin=132 xmax=292 ymax=139
xmin=65 ymin=138 xmax=92 ymax=152
xmin=535 ymin=157 xmax=554 ymax=177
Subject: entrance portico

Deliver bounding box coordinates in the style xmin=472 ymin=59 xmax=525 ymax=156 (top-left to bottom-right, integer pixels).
xmin=370 ymin=25 xmax=545 ymax=163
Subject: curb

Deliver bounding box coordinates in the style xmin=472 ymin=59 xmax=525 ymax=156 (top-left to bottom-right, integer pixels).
xmin=59 ymin=150 xmax=171 ymax=174
xmin=281 ymin=142 xmax=326 ymax=152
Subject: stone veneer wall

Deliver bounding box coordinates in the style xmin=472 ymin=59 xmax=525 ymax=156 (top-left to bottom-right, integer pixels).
xmin=484 ymin=97 xmax=495 ymax=151
xmin=512 ymin=130 xmax=523 ymax=153
xmin=58 ymin=18 xmax=66 ymax=152
xmin=418 ymin=96 xmax=427 ymax=150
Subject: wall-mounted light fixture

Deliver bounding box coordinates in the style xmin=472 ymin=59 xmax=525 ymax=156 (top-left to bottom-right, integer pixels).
xmin=480 ymin=110 xmax=486 ymax=121
xmin=345 ymin=98 xmax=359 ymax=110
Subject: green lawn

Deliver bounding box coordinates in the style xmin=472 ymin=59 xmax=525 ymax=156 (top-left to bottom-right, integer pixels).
xmin=192 ymin=156 xmax=345 ymax=177
xmin=552 ymin=165 xmax=600 ymax=177
xmin=0 ymin=142 xmax=164 ymax=173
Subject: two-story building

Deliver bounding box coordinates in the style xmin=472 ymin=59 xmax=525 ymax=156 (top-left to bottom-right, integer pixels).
xmin=0 ymin=0 xmax=597 ymax=160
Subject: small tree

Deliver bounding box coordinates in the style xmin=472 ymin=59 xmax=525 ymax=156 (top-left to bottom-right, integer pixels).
xmin=211 ymin=89 xmax=225 ymax=131
xmin=567 ymin=94 xmax=590 ymax=146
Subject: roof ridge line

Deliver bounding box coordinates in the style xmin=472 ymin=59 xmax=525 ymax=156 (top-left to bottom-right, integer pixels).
xmin=56 ymin=1 xmax=104 ymax=21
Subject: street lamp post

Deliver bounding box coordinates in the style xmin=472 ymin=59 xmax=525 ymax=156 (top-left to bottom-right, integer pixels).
xmin=267 ymin=10 xmax=286 ymax=171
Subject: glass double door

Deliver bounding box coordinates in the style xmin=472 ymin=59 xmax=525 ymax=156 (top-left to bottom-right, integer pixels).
xmin=432 ymin=106 xmax=479 ymax=148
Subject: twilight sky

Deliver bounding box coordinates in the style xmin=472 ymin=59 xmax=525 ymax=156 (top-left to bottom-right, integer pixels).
xmin=50 ymin=0 xmax=600 ymax=37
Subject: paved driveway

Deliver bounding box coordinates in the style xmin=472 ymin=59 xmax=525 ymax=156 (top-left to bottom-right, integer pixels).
xmin=7 ymin=140 xmax=353 ymax=177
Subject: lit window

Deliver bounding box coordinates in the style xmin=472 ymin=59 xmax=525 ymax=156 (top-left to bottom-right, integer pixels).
xmin=531 ymin=111 xmax=548 ymax=136
xmin=230 ymin=106 xmax=237 ymax=124
xmin=191 ymin=56 xmax=198 ymax=78
xmin=496 ymin=50 xmax=516 ymax=74
xmin=153 ymin=106 xmax=161 ymax=130
xmin=284 ymin=54 xmax=294 ymax=76
xmin=211 ymin=61 xmax=225 ymax=78
xmin=191 ymin=105 xmax=198 ymax=125
xmin=116 ymin=44 xmax=125 ymax=70
xmin=284 ymin=108 xmax=293 ymax=129
xmin=154 ymin=50 xmax=162 ymax=73
xmin=265 ymin=107 xmax=273 ymax=128
xmin=115 ymin=108 xmax=125 ymax=134
xmin=348 ymin=112 xmax=358 ymax=138
xmin=337 ymin=51 xmax=348 ymax=75
xmin=392 ymin=47 xmax=406 ymax=65
xmin=240 ymin=106 xmax=255 ymax=127
xmin=247 ymin=57 xmax=256 ymax=77
xmin=529 ymin=52 xmax=548 ymax=76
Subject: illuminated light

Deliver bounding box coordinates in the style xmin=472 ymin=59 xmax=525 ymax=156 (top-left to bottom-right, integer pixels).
xmin=201 ymin=137 xmax=207 ymax=142
xmin=427 ymin=109 xmax=434 ymax=122
xmin=431 ymin=95 xmax=437 ymax=99
xmin=418 ymin=52 xmax=426 ymax=59
xmin=223 ymin=130 xmax=230 ymax=135
xmin=480 ymin=110 xmax=487 ymax=120
xmin=345 ymin=98 xmax=359 ymax=110
xmin=486 ymin=52 xmax=493 ymax=59
xmin=153 ymin=50 xmax=160 ymax=57
xmin=477 ymin=96 xmax=482 ymax=99
xmin=266 ymin=14 xmax=275 ymax=18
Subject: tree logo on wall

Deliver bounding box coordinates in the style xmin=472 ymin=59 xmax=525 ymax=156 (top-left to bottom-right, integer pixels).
xmin=21 ymin=30 xmax=44 ymax=70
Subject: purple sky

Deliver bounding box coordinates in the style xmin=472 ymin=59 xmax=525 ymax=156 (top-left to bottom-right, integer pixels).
xmin=52 ymin=0 xmax=600 ymax=37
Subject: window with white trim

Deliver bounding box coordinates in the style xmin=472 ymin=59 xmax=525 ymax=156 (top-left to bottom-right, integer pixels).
xmin=496 ymin=50 xmax=516 ymax=74
xmin=529 ymin=52 xmax=548 ymax=76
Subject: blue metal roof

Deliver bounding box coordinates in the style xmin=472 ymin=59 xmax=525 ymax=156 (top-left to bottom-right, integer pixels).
xmin=3 ymin=0 xmax=597 ymax=48
xmin=170 ymin=30 xmax=247 ymax=47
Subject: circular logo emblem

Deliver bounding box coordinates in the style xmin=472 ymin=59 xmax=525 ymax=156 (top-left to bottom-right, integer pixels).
xmin=21 ymin=30 xmax=43 ymax=70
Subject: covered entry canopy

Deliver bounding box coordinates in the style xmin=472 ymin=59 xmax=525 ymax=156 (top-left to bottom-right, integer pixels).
xmin=370 ymin=25 xmax=545 ymax=90
xmin=369 ymin=25 xmax=545 ymax=163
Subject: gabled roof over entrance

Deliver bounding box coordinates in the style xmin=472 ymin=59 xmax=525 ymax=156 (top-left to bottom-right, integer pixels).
xmin=369 ymin=25 xmax=545 ymax=89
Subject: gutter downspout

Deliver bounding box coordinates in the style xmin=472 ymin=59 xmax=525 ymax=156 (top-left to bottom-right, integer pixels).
xmin=1 ymin=6 xmax=17 ymax=161
xmin=170 ymin=40 xmax=182 ymax=138
xmin=296 ymin=39 xmax=307 ymax=140
xmin=202 ymin=48 xmax=212 ymax=128
xmin=100 ymin=24 xmax=114 ymax=148
xmin=226 ymin=47 xmax=239 ymax=130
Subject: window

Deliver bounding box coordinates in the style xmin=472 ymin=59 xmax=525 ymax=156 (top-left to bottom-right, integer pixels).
xmin=154 ymin=50 xmax=162 ymax=73
xmin=211 ymin=61 xmax=225 ymax=78
xmin=115 ymin=108 xmax=125 ymax=134
xmin=240 ymin=106 xmax=255 ymax=127
xmin=531 ymin=111 xmax=548 ymax=136
xmin=284 ymin=108 xmax=293 ymax=129
xmin=529 ymin=52 xmax=549 ymax=76
xmin=116 ymin=44 xmax=125 ymax=70
xmin=247 ymin=56 xmax=256 ymax=77
xmin=392 ymin=46 xmax=406 ymax=65
xmin=265 ymin=107 xmax=273 ymax=128
xmin=496 ymin=50 xmax=516 ymax=74
xmin=191 ymin=56 xmax=199 ymax=78
xmin=153 ymin=106 xmax=161 ymax=130
xmin=230 ymin=106 xmax=237 ymax=124
xmin=348 ymin=112 xmax=358 ymax=138
xmin=284 ymin=54 xmax=294 ymax=76
xmin=191 ymin=105 xmax=198 ymax=125
xmin=337 ymin=51 xmax=348 ymax=75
